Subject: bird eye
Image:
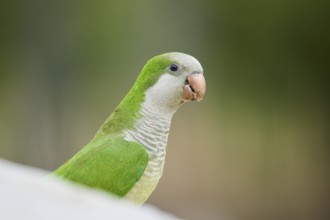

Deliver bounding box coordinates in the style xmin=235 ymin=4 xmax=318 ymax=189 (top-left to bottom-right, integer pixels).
xmin=169 ymin=64 xmax=178 ymax=72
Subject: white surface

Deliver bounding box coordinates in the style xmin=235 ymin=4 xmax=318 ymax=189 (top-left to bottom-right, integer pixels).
xmin=0 ymin=158 xmax=178 ymax=220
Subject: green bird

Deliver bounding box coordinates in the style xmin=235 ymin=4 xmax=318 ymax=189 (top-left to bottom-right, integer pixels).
xmin=53 ymin=52 xmax=206 ymax=204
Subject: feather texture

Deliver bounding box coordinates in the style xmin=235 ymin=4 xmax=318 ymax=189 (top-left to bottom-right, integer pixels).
xmin=53 ymin=135 xmax=148 ymax=197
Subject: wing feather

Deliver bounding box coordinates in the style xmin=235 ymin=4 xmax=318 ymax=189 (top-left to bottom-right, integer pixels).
xmin=53 ymin=135 xmax=148 ymax=197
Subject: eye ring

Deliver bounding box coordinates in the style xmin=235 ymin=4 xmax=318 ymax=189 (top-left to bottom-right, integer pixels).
xmin=169 ymin=64 xmax=179 ymax=72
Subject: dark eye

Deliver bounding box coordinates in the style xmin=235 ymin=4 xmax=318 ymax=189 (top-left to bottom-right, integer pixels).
xmin=169 ymin=64 xmax=178 ymax=72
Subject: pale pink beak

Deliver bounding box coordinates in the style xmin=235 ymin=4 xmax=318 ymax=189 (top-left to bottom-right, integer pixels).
xmin=182 ymin=73 xmax=206 ymax=102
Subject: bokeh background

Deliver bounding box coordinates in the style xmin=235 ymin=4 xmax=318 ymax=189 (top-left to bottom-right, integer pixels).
xmin=0 ymin=1 xmax=329 ymax=219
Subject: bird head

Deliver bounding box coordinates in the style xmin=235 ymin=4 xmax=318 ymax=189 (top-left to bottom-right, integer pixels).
xmin=96 ymin=52 xmax=206 ymax=135
xmin=137 ymin=52 xmax=206 ymax=112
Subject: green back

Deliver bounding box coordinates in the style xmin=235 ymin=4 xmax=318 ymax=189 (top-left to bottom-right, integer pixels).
xmin=53 ymin=134 xmax=148 ymax=196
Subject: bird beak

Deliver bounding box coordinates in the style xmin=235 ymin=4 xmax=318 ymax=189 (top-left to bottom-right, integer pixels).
xmin=182 ymin=72 xmax=206 ymax=102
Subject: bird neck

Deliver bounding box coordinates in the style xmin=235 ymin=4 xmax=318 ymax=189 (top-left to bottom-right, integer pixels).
xmin=123 ymin=97 xmax=176 ymax=176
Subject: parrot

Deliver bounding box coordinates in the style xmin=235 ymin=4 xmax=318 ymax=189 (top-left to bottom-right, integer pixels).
xmin=52 ymin=52 xmax=206 ymax=205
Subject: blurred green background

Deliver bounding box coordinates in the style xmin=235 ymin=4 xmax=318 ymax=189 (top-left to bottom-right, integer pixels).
xmin=0 ymin=0 xmax=329 ymax=219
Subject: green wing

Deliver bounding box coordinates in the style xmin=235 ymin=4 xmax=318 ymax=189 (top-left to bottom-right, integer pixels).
xmin=53 ymin=135 xmax=148 ymax=197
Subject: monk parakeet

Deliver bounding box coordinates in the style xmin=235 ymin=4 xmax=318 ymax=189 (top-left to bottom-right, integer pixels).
xmin=53 ymin=52 xmax=206 ymax=204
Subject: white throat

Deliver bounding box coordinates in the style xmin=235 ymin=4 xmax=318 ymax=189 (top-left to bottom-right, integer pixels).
xmin=123 ymin=74 xmax=181 ymax=176
xmin=123 ymin=106 xmax=174 ymax=173
xmin=122 ymin=86 xmax=176 ymax=203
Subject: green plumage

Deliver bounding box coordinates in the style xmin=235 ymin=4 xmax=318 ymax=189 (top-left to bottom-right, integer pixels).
xmin=51 ymin=52 xmax=205 ymax=203
xmin=52 ymin=54 xmax=172 ymax=198
xmin=95 ymin=55 xmax=172 ymax=137
xmin=53 ymin=134 xmax=148 ymax=196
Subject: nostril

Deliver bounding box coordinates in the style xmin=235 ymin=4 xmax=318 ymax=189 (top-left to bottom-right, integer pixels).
xmin=192 ymin=71 xmax=202 ymax=75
